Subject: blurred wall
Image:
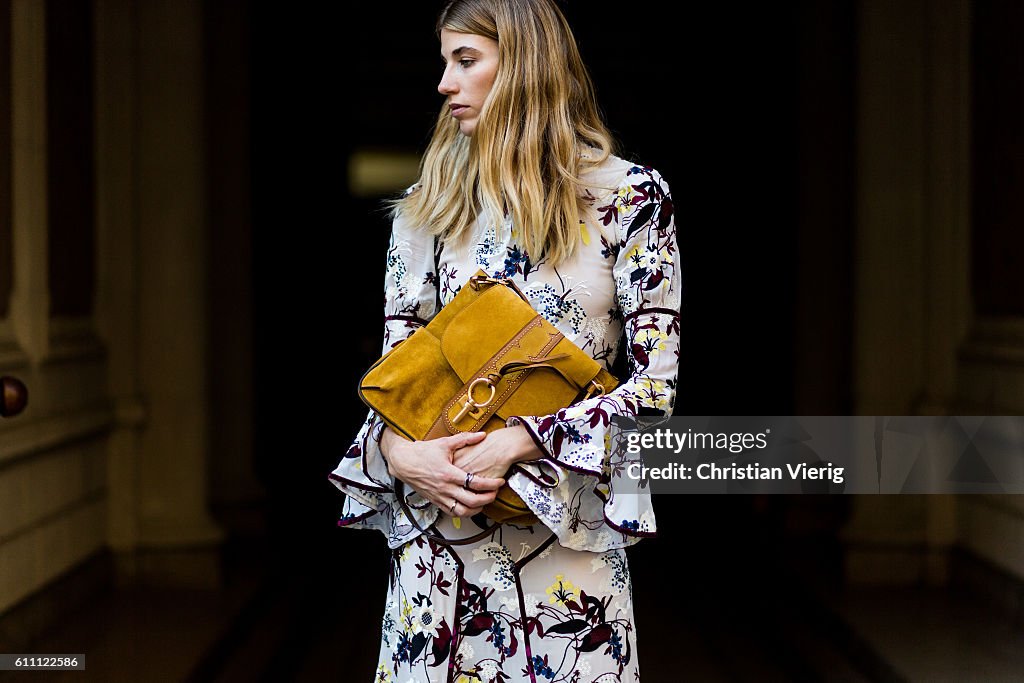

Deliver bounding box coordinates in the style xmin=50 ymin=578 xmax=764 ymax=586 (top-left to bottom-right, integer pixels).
xmin=956 ymin=0 xmax=1024 ymax=587
xmin=1 ymin=0 xmax=112 ymax=619
xmin=842 ymin=0 xmax=973 ymax=586
xmin=0 ymin=0 xmax=258 ymax=638
xmin=843 ymin=0 xmax=1024 ymax=595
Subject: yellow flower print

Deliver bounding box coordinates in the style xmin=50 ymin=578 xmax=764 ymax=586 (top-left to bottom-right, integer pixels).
xmin=562 ymin=402 xmax=590 ymax=421
xmin=397 ymin=544 xmax=411 ymax=563
xmin=636 ymin=377 xmax=669 ymax=410
xmin=375 ymin=664 xmax=391 ymax=682
xmin=635 ymin=328 xmax=668 ymax=355
xmin=643 ymin=246 xmax=673 ymax=288
xmin=616 ymin=185 xmax=637 ymax=214
xmin=624 ymin=243 xmax=644 ymax=267
xmin=401 ymin=598 xmax=414 ymax=627
xmin=545 ymin=573 xmax=576 ymax=606
xmin=580 ymin=221 xmax=591 ymax=246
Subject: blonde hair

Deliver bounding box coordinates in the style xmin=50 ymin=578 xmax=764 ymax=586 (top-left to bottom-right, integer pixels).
xmin=387 ymin=0 xmax=618 ymax=268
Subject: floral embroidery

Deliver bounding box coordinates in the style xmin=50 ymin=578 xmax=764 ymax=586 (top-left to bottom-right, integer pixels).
xmin=523 ymin=279 xmax=590 ymax=333
xmin=545 ymin=574 xmax=576 ymax=606
xmin=473 ymin=225 xmax=498 ymax=265
xmin=329 ymin=154 xmax=677 ymax=682
xmin=473 ymin=542 xmax=516 ymax=592
xmin=477 ymin=660 xmax=499 ymax=681
xmin=591 ymin=551 xmax=629 ymax=595
xmin=412 ymin=604 xmax=439 ymax=635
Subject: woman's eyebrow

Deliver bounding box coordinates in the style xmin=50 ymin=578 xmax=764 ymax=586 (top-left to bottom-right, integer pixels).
xmin=441 ymin=46 xmax=482 ymax=59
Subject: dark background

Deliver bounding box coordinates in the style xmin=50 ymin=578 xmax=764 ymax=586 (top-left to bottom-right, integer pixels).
xmin=246 ymin=2 xmax=855 ymax=679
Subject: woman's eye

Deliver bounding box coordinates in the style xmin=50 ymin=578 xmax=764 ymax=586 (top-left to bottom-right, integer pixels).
xmin=459 ymin=59 xmax=475 ymax=68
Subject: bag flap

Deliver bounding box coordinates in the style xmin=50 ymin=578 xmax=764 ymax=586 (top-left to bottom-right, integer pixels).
xmin=439 ymin=284 xmax=540 ymax=382
xmin=439 ymin=282 xmax=606 ymax=391
xmin=359 ymin=327 xmax=465 ymax=441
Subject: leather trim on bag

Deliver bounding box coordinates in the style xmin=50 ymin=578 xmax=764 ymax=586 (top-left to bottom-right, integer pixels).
xmin=425 ymin=314 xmax=564 ymax=439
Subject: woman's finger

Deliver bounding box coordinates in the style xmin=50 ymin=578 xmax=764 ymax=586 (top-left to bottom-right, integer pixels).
xmin=452 ymin=487 xmax=498 ymax=509
xmin=443 ymin=465 xmax=505 ymax=491
xmin=449 ymin=501 xmax=484 ymax=517
xmin=465 ymin=473 xmax=506 ymax=492
xmin=441 ymin=431 xmax=487 ymax=451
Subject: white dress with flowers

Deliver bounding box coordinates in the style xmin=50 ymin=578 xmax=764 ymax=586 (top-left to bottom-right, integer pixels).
xmin=329 ymin=152 xmax=680 ymax=682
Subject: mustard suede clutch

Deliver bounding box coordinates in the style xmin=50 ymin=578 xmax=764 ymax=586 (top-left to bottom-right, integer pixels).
xmin=359 ymin=269 xmax=618 ymax=527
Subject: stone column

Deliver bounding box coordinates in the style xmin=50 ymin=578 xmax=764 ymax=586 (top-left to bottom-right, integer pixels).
xmin=843 ymin=0 xmax=971 ymax=585
xmin=8 ymin=0 xmax=49 ymax=361
xmin=948 ymin=0 xmax=1024 ymax=585
xmin=94 ymin=0 xmax=143 ymax=555
xmin=133 ymin=0 xmax=222 ymax=555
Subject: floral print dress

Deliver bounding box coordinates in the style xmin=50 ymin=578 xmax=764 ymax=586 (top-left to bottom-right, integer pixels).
xmin=329 ymin=152 xmax=680 ymax=683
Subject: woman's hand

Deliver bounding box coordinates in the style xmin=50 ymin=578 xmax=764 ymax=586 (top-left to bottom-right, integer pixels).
xmin=381 ymin=427 xmax=506 ymax=517
xmin=450 ymin=425 xmax=544 ymax=480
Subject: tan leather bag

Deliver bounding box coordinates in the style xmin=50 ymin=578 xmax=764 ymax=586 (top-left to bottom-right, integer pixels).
xmin=359 ymin=269 xmax=618 ymax=529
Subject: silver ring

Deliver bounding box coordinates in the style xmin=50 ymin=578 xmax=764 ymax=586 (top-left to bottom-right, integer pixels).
xmin=464 ymin=472 xmax=475 ymax=490
xmin=449 ymin=500 xmax=457 ymax=515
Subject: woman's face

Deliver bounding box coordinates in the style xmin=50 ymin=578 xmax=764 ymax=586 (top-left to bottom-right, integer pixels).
xmin=438 ymin=29 xmax=499 ymax=137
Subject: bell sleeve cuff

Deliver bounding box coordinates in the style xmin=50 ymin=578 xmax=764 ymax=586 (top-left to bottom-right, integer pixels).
xmin=328 ymin=194 xmax=445 ymax=548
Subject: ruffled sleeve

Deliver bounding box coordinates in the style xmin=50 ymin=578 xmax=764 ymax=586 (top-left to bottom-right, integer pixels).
xmin=504 ymin=165 xmax=680 ymax=552
xmin=327 ymin=195 xmax=443 ymax=549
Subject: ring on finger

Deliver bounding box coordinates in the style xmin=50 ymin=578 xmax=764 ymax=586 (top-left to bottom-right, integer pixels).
xmin=449 ymin=500 xmax=457 ymax=515
xmin=464 ymin=472 xmax=475 ymax=490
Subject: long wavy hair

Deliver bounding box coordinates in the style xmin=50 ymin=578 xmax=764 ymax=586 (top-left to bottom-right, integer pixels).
xmin=387 ymin=0 xmax=618 ymax=268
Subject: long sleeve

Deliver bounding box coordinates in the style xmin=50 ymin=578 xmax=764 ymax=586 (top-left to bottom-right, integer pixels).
xmin=328 ymin=198 xmax=442 ymax=549
xmin=504 ymin=165 xmax=680 ymax=552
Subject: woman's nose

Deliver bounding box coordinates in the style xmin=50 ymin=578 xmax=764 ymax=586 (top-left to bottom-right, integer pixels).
xmin=438 ymin=68 xmax=457 ymax=96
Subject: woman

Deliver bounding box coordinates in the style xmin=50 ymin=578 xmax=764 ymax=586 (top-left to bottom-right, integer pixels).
xmin=329 ymin=0 xmax=680 ymax=680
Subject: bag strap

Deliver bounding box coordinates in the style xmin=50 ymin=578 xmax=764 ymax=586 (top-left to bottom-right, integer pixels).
xmin=393 ymin=478 xmax=500 ymax=546
xmin=468 ymin=273 xmax=530 ymax=303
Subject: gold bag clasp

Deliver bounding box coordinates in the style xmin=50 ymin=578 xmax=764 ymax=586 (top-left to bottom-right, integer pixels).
xmin=452 ymin=376 xmax=497 ymax=424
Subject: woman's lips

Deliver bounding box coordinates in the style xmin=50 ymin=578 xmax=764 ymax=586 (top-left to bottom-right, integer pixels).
xmin=450 ymin=105 xmax=468 ymax=117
